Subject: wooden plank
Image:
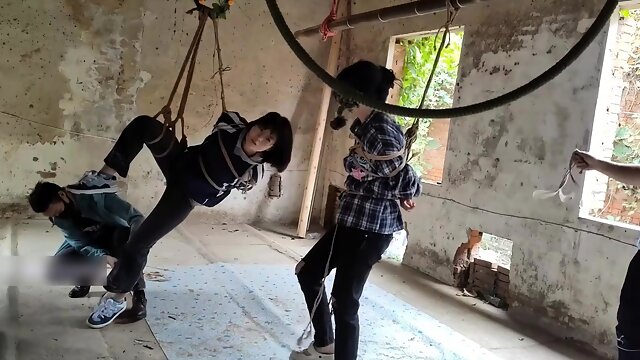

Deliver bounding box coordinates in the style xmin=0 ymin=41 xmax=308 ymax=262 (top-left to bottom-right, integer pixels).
xmin=296 ymin=1 xmax=347 ymax=238
xmin=496 ymin=273 xmax=510 ymax=282
xmin=497 ymin=265 xmax=510 ymax=275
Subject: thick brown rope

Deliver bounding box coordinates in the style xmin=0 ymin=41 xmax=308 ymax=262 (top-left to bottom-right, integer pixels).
xmin=175 ymin=9 xmax=209 ymax=141
xmin=212 ymin=18 xmax=228 ymax=112
xmin=155 ymin=10 xmax=208 ymax=121
xmin=147 ymin=2 xmax=232 ymax=155
xmin=152 ymin=9 xmax=209 ymax=147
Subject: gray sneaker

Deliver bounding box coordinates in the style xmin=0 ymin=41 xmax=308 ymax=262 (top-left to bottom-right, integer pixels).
xmin=67 ymin=171 xmax=118 ymax=194
xmin=86 ymin=297 xmax=127 ymax=329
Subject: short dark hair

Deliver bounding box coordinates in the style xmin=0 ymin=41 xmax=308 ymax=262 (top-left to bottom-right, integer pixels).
xmin=249 ymin=112 xmax=293 ymax=172
xmin=336 ymin=60 xmax=397 ymax=102
xmin=28 ymin=181 xmax=63 ymax=213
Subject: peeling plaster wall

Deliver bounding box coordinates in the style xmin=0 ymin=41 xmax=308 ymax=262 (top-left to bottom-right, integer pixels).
xmin=321 ymin=0 xmax=634 ymax=356
xmin=0 ymin=0 xmax=329 ymax=224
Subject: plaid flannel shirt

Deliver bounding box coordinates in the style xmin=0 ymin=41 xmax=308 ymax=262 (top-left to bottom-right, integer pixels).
xmin=337 ymin=112 xmax=422 ymax=234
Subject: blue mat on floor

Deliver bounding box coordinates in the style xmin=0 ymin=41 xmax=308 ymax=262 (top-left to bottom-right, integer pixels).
xmin=145 ymin=264 xmax=499 ymax=360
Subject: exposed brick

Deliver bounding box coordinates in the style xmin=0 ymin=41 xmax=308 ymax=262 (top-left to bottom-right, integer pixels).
xmin=474 ymin=258 xmax=497 ymax=269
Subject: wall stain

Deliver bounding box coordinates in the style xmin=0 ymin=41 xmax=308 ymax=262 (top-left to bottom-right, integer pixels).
xmin=480 ymin=115 xmax=509 ymax=156
xmin=20 ymin=47 xmax=41 ymax=61
xmin=461 ymin=0 xmax=599 ymax=78
xmin=516 ymin=137 xmax=546 ymax=160
xmin=0 ymin=203 xmax=31 ymax=218
xmin=36 ymin=171 xmax=56 ymax=179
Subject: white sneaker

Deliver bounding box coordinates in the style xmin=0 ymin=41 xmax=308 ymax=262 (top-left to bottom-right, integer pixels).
xmin=290 ymin=343 xmax=335 ymax=360
xmin=86 ymin=297 xmax=127 ymax=329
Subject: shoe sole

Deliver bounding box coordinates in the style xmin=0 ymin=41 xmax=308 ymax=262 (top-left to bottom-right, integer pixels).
xmin=86 ymin=303 xmax=127 ymax=329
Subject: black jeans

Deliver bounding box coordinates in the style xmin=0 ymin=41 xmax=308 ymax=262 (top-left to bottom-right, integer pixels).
xmin=103 ymin=115 xmax=194 ymax=293
xmin=617 ymin=250 xmax=640 ymax=359
xmin=56 ymin=225 xmax=145 ymax=290
xmin=296 ymin=225 xmax=393 ymax=360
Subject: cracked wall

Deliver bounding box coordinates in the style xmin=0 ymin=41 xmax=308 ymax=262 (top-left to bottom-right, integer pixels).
xmin=321 ymin=0 xmax=632 ymax=357
xmin=0 ymin=0 xmax=330 ymax=224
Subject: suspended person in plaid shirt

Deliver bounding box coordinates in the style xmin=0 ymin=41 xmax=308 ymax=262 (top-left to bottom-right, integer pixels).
xmin=291 ymin=60 xmax=422 ymax=360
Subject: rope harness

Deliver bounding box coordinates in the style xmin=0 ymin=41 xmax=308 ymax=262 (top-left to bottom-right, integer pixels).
xmin=297 ymin=110 xmax=408 ymax=345
xmin=216 ymin=129 xmax=258 ymax=193
xmin=147 ymin=1 xmax=256 ymax=195
xmin=348 ymin=111 xmax=407 ymax=179
xmin=150 ymin=1 xmax=231 ymax=146
xmin=297 ymin=1 xmax=461 ymax=345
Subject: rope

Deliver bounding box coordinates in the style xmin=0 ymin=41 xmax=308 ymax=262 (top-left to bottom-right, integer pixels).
xmin=151 ymin=0 xmax=233 ymax=148
xmin=297 ymin=225 xmax=339 ymax=346
xmin=406 ymin=0 xmax=458 ymax=160
xmin=532 ymin=156 xmax=579 ymax=202
xmin=320 ymin=0 xmax=340 ymax=41
xmin=152 ymin=8 xmax=209 ymax=146
xmin=212 ymin=18 xmax=229 ymax=112
xmin=265 ymin=0 xmax=618 ymax=119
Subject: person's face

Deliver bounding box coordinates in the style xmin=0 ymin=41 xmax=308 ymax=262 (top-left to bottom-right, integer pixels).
xmin=42 ymin=191 xmax=73 ymax=218
xmin=244 ymin=125 xmax=277 ymax=154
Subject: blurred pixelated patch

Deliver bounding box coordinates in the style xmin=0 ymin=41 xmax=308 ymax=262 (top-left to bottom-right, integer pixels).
xmin=0 ymin=256 xmax=108 ymax=285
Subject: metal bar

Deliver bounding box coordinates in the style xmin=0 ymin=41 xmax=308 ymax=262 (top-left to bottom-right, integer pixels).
xmin=294 ymin=0 xmax=491 ymax=39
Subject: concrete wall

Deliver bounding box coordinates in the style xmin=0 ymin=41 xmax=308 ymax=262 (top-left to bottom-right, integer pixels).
xmin=0 ymin=0 xmax=330 ymax=224
xmin=319 ymin=0 xmax=637 ymax=357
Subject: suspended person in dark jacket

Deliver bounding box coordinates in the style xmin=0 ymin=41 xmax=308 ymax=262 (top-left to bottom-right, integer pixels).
xmin=66 ymin=111 xmax=293 ymax=329
xmin=290 ymin=60 xmax=422 ymax=360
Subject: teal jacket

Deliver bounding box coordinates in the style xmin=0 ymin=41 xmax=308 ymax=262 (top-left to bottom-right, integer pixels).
xmin=53 ymin=192 xmax=144 ymax=257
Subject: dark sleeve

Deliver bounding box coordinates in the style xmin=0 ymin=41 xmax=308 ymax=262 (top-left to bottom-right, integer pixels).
xmin=102 ymin=194 xmax=145 ymax=233
xmin=54 ymin=220 xmax=107 ymax=257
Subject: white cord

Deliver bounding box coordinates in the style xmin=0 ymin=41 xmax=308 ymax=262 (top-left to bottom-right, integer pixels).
xmin=297 ymin=225 xmax=339 ymax=346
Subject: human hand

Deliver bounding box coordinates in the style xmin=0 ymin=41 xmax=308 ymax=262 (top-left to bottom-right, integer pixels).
xmin=105 ymin=255 xmax=118 ymax=268
xmin=400 ymin=199 xmax=416 ymax=211
xmin=571 ymin=149 xmax=600 ymax=172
